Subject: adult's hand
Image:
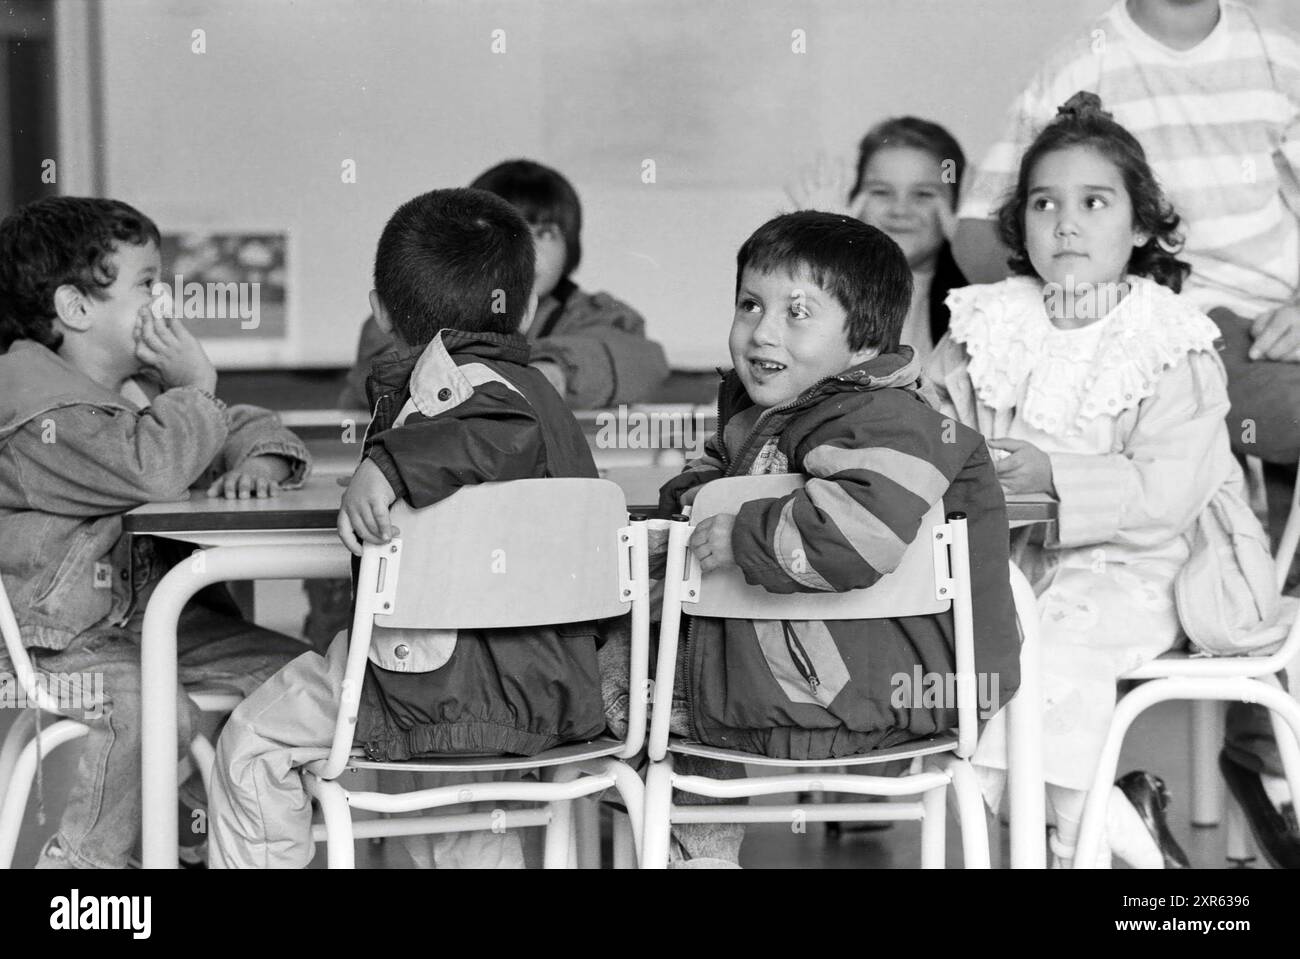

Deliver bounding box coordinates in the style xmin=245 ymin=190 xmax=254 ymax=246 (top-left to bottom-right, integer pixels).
xmin=1249 ymin=304 xmax=1300 ymax=362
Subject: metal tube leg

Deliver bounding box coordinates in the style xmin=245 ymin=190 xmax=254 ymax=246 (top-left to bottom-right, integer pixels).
xmin=946 ymin=759 xmax=991 ymax=869
xmin=1074 ymin=694 xmax=1145 ymax=869
xmin=1005 ymin=563 xmax=1045 ymax=868
xmin=641 ymin=757 xmax=674 ymax=869
xmin=188 ymin=734 xmax=217 ymax=803
xmin=0 ymin=711 xmax=38 ymax=801
xmin=1224 ymin=791 xmax=1255 ymax=866
xmin=308 ymin=777 xmax=356 ymax=869
xmin=1190 ymin=700 xmax=1224 ymax=826
xmin=543 ymin=800 xmax=573 ymax=869
xmin=0 ymin=721 xmax=89 ymax=868
xmin=575 ymin=797 xmax=601 ymax=869
xmin=613 ymin=813 xmax=636 ymax=869
xmin=920 ymin=784 xmax=947 ymax=869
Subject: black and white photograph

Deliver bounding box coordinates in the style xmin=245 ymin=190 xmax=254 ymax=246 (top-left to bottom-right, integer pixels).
xmin=0 ymin=0 xmax=1298 ymax=932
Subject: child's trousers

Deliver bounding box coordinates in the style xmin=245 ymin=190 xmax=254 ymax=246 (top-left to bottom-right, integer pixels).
xmin=208 ymin=633 xmax=525 ymax=869
xmin=23 ymin=602 xmax=304 ymax=869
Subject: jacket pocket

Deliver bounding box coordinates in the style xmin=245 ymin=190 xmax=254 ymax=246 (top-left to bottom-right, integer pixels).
xmin=752 ymin=618 xmax=850 ymax=708
xmin=367 ymin=625 xmax=458 ymax=673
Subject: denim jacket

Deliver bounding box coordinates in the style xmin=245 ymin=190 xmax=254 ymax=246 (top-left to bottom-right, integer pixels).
xmin=0 ymin=340 xmax=310 ymax=654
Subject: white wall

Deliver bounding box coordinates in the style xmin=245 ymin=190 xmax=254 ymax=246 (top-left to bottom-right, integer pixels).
xmin=94 ymin=0 xmax=1286 ymax=370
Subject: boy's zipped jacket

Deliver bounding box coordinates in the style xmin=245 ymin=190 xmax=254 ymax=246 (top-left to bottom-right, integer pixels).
xmin=353 ymin=328 xmax=608 ymax=760
xmin=656 ymin=349 xmax=1020 ymax=760
xmin=0 ymin=340 xmax=310 ymax=659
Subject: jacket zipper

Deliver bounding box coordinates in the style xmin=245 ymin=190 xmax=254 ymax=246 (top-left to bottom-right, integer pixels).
xmin=780 ymin=620 xmax=821 ymax=694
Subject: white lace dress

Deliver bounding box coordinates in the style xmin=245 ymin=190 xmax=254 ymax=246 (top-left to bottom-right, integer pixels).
xmin=926 ymin=275 xmax=1237 ymax=790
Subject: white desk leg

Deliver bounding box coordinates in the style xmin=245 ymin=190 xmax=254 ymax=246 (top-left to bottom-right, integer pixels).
xmin=1006 ymin=565 xmax=1046 ymax=868
xmin=141 ymin=543 xmax=352 ymax=869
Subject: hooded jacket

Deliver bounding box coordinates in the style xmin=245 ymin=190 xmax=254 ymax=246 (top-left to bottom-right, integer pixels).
xmin=352 ymin=328 xmax=608 ymax=760
xmin=656 ymin=349 xmax=1020 ymax=760
xmin=0 ymin=340 xmax=309 ymax=656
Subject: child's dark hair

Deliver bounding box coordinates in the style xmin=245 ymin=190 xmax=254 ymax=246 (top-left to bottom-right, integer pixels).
xmin=373 ymin=188 xmax=535 ymax=347
xmin=848 ymin=116 xmax=966 ymax=208
xmin=997 ymin=91 xmax=1190 ymax=291
xmin=736 ymin=211 xmax=912 ymax=354
xmin=470 ymin=159 xmax=582 ymax=279
xmin=0 ymin=196 xmax=161 ymax=352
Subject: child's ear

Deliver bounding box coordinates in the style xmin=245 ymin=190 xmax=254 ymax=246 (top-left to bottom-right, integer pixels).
xmin=369 ymin=290 xmax=393 ymax=334
xmin=53 ymin=284 xmax=91 ymax=332
xmin=520 ymin=291 xmax=539 ymax=332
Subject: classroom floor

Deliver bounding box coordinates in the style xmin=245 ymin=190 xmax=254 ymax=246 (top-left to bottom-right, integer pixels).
xmin=0 ymin=578 xmax=1263 ymax=869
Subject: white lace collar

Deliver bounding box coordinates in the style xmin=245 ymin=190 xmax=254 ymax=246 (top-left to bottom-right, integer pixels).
xmin=945 ymin=275 xmax=1221 ymax=435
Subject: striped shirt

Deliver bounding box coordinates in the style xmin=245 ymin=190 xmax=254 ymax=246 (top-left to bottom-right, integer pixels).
xmin=959 ymin=0 xmax=1300 ymax=319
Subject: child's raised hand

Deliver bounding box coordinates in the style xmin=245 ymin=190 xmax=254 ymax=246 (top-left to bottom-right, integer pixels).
xmin=689 ymin=512 xmax=737 ymax=573
xmin=134 ymin=308 xmax=217 ymax=394
xmin=987 ymin=438 xmax=1056 ymax=496
xmin=784 ymin=152 xmax=854 ymax=217
xmin=206 ymin=455 xmax=291 ymax=499
xmin=337 ymin=457 xmax=398 ymax=556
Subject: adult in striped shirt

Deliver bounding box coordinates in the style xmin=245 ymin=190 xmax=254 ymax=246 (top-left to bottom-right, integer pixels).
xmin=954 ymin=0 xmax=1300 ymax=868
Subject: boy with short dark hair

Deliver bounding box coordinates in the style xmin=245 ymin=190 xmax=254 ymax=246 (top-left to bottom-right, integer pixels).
xmin=210 ymin=188 xmax=607 ymax=868
xmin=0 ymin=196 xmax=311 ymax=868
xmin=614 ymin=212 xmax=1019 ymax=864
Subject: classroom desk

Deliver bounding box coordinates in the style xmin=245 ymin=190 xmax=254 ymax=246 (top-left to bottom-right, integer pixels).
xmin=126 ymin=475 xmax=1055 ymax=868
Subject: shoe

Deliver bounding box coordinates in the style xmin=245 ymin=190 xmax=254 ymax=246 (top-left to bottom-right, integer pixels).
xmin=1219 ymin=751 xmax=1300 ymax=869
xmin=1115 ymin=771 xmax=1190 ymax=869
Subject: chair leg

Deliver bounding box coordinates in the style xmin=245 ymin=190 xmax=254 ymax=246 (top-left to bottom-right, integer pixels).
xmin=591 ymin=757 xmax=646 ymax=865
xmin=574 ymin=797 xmax=601 ymax=869
xmin=0 ymin=720 xmax=89 ymax=868
xmin=946 ymin=758 xmax=991 ymax=869
xmin=0 ymin=710 xmax=38 ymax=802
xmin=613 ymin=813 xmax=636 ymax=869
xmin=1190 ymin=700 xmax=1224 ymax=826
xmin=307 ymin=776 xmax=356 ymax=869
xmin=641 ymin=756 xmax=674 ymax=869
xmin=543 ymin=800 xmax=574 ymax=869
xmin=1224 ymin=790 xmax=1256 ymax=867
xmin=920 ymin=783 xmax=947 ymax=869
xmin=1074 ymin=692 xmax=1148 ymax=869
xmin=188 ymin=733 xmax=217 ymax=802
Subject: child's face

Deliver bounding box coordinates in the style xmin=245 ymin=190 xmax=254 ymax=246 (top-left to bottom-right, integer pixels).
xmin=853 ymin=146 xmax=952 ymax=270
xmin=729 ymin=266 xmax=877 ymax=409
xmin=1024 ymin=145 xmax=1146 ymax=296
xmin=530 ymin=222 xmax=566 ymax=302
xmin=78 ymin=240 xmax=163 ymax=372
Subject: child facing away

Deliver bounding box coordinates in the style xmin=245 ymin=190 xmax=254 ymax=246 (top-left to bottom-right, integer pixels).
xmin=338 ymin=159 xmax=670 ymax=411
xmin=208 ymin=188 xmax=610 ymax=869
xmin=0 ymin=197 xmax=311 ymax=869
xmin=926 ymin=93 xmax=1260 ymax=867
xmin=601 ymin=211 xmax=1021 ymax=864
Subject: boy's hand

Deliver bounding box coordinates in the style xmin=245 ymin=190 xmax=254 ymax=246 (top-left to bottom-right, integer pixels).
xmin=337 ymin=458 xmax=398 ymax=556
xmin=206 ymin=455 xmax=291 ymax=499
xmin=134 ymin=309 xmax=218 ymax=394
xmin=785 ymin=152 xmax=854 ymax=217
xmin=988 ymin=438 xmax=1056 ymax=496
xmin=689 ymin=513 xmax=737 ymax=573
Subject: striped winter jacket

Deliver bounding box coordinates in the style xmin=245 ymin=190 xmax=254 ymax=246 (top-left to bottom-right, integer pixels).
xmin=657 ymin=348 xmax=1020 ymax=760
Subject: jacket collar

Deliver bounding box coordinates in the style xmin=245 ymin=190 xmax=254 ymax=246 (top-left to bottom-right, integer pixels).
xmin=717 ymin=346 xmax=923 ymax=424
xmin=366 ymin=328 xmax=531 ymax=414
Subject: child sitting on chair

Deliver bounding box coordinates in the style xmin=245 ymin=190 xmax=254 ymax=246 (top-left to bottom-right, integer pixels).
xmin=0 ymin=196 xmax=311 ymax=868
xmin=208 ymin=188 xmax=609 ymax=868
xmin=603 ymin=211 xmax=1020 ymax=864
